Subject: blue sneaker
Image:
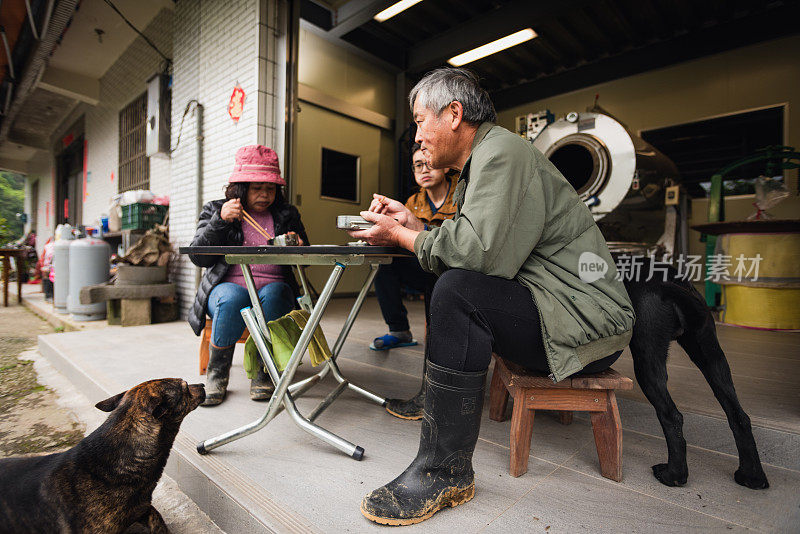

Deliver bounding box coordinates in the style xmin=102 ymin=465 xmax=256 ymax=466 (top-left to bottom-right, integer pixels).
xmin=370 ymin=334 xmax=418 ymax=351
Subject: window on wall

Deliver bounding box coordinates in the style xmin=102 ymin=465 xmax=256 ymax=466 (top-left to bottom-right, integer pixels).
xmin=641 ymin=106 xmax=784 ymax=198
xmin=118 ymin=92 xmax=149 ymax=193
xmin=321 ymin=147 xmax=359 ymax=202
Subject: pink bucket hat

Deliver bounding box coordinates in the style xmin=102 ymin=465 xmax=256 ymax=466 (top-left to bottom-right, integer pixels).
xmin=228 ymin=145 xmax=286 ymax=185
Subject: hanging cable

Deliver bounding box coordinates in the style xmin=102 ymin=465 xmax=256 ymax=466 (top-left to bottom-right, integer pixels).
xmin=101 ymin=0 xmax=171 ymax=67
xmin=171 ymin=99 xmax=201 ymax=154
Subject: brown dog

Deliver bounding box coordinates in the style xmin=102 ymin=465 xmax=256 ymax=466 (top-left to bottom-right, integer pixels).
xmin=0 ymin=378 xmax=205 ymax=534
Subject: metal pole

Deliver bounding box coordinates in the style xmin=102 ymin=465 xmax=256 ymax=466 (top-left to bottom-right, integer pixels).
xmin=1 ymin=28 xmax=15 ymax=79
xmin=40 ymin=0 xmax=55 ymax=40
xmin=284 ymin=0 xmax=300 ymax=203
xmin=194 ymin=103 xmax=204 ymax=290
xmin=241 ymin=263 xmax=269 ymax=334
xmin=242 ymin=308 xmax=361 ymax=457
xmin=3 ymin=81 xmax=12 ymax=115
xmin=287 ymin=263 xmax=386 ymax=405
xmin=197 ymin=263 xmax=347 ymax=454
xmin=330 ymin=263 xmax=379 ymax=358
xmin=24 ymin=0 xmax=39 ymax=40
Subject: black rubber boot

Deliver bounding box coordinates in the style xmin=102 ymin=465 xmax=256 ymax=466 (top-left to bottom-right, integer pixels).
xmin=249 ymin=361 xmax=274 ymax=401
xmin=361 ymin=361 xmax=486 ymax=526
xmin=201 ymin=345 xmax=234 ymax=406
xmin=385 ymin=357 xmax=426 ymax=420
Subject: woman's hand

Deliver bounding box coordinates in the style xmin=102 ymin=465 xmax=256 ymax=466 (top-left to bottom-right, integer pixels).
xmin=369 ymin=194 xmax=425 ymax=232
xmin=220 ymin=198 xmax=242 ymax=222
xmin=286 ymin=231 xmax=304 ymax=245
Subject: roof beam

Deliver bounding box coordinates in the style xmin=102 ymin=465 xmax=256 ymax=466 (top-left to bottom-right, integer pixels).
xmin=7 ymin=131 xmax=48 ymax=151
xmin=36 ymin=66 xmax=99 ymax=105
xmin=0 ymin=157 xmax=30 ymax=174
xmin=490 ymin=1 xmax=800 ymax=111
xmin=328 ymin=0 xmax=396 ymax=38
xmin=407 ymin=0 xmax=591 ymax=72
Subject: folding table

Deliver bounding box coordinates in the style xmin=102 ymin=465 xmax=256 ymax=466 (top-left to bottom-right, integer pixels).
xmin=179 ymin=245 xmax=414 ymax=460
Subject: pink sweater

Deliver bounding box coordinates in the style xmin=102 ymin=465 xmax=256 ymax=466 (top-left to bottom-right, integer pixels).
xmin=221 ymin=210 xmax=284 ymax=290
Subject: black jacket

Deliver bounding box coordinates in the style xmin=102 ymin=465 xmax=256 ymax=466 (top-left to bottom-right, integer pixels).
xmin=187 ymin=199 xmax=309 ymax=336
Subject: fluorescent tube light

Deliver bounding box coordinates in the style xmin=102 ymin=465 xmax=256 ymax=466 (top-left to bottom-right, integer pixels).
xmin=448 ymin=28 xmax=537 ymax=66
xmin=374 ymin=0 xmax=424 ymax=22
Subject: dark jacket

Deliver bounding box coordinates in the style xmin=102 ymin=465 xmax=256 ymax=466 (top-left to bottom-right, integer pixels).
xmin=187 ymin=199 xmax=309 ymax=336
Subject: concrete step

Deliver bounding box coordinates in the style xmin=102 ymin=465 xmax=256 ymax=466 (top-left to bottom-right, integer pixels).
xmin=35 ymin=311 xmax=800 ymax=533
xmin=38 ymin=330 xmax=320 ymax=534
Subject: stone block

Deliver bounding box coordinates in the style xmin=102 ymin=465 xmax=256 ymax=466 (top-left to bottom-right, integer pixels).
xmin=121 ymin=299 xmax=152 ymax=327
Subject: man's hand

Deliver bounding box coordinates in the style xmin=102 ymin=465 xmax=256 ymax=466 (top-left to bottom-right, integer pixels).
xmin=369 ymin=194 xmax=425 ymax=232
xmin=347 ymin=211 xmax=419 ymax=251
xmin=220 ymin=199 xmax=242 ymax=222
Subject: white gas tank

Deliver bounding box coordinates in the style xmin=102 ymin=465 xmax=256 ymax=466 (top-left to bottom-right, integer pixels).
xmin=52 ymin=226 xmax=76 ymax=314
xmin=67 ymin=238 xmax=110 ymax=321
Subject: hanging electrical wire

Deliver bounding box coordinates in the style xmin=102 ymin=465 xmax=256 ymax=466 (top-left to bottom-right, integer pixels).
xmin=101 ymin=0 xmax=171 ymax=68
xmin=171 ymin=99 xmax=201 ymax=154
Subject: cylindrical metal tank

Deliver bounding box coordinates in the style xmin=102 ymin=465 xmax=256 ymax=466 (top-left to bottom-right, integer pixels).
xmin=67 ymin=238 xmax=110 ymax=321
xmin=53 ymin=228 xmax=76 ymax=313
xmin=533 ymin=109 xmax=680 ymax=244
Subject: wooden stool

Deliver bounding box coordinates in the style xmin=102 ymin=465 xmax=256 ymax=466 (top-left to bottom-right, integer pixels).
xmin=199 ymin=318 xmax=249 ymax=375
xmin=489 ymin=354 xmax=633 ymax=481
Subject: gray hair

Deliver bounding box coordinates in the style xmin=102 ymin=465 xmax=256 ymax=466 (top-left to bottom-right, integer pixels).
xmin=409 ymin=68 xmax=497 ymax=124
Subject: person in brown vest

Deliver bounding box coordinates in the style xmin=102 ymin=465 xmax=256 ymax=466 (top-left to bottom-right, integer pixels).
xmin=374 ymin=143 xmax=457 ymax=419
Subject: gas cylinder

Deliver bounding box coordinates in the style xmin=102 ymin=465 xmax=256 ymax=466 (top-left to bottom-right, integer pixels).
xmin=67 ymin=238 xmax=110 ymax=321
xmin=52 ymin=226 xmax=76 ymax=313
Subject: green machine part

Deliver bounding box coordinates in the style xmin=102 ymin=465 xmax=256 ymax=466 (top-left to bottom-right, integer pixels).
xmin=703 ymin=174 xmax=724 ymax=307
xmin=702 ymin=145 xmax=800 ymax=308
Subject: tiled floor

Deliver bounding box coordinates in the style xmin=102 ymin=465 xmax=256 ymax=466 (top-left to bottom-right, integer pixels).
xmin=32 ymin=292 xmax=800 ymax=533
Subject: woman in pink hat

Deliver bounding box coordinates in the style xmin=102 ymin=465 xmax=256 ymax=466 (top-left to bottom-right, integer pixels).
xmin=188 ymin=145 xmax=309 ymax=406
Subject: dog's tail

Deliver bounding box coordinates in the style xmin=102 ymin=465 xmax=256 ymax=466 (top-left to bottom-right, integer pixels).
xmin=660 ymin=281 xmax=711 ymax=331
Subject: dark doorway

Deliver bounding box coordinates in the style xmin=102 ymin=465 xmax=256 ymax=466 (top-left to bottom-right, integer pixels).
xmin=641 ymin=106 xmax=784 ymax=197
xmin=56 ymin=138 xmax=84 ymax=227
xmin=30 ymin=179 xmax=38 ymax=231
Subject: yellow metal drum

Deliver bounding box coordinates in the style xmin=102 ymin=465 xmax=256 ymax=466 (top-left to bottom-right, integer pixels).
xmin=717 ymin=233 xmax=800 ymax=330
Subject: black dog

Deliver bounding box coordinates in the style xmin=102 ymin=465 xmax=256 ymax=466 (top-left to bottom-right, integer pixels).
xmin=0 ymin=378 xmax=205 ymax=533
xmin=624 ymin=263 xmax=769 ymax=489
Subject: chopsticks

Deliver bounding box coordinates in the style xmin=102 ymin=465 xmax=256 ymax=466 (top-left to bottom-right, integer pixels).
xmin=241 ymin=209 xmax=274 ymax=241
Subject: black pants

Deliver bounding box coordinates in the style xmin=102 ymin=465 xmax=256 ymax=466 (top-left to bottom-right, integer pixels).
xmin=374 ymin=257 xmax=437 ymax=332
xmin=428 ymin=269 xmax=621 ymax=375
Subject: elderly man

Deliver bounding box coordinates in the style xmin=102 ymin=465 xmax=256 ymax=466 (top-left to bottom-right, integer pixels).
xmin=350 ymin=68 xmax=635 ymax=526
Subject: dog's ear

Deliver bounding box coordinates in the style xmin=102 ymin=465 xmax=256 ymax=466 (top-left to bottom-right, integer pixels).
xmin=148 ymin=396 xmax=170 ymax=419
xmin=95 ymin=391 xmax=126 ymax=412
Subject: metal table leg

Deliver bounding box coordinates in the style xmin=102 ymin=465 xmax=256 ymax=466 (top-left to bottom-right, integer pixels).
xmin=197 ymin=262 xmax=363 ymax=459
xmin=288 ymin=263 xmax=387 ymax=417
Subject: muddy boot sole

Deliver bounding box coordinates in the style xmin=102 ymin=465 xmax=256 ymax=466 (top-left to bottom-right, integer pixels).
xmin=201 ymin=393 xmax=225 ymax=406
xmin=360 ymin=483 xmax=475 ymax=526
xmin=249 ymin=386 xmax=274 ymax=401
xmin=385 ymin=405 xmax=423 ymax=420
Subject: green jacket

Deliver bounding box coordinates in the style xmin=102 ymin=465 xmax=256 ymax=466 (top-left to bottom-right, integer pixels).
xmin=413 ymin=123 xmax=635 ymax=381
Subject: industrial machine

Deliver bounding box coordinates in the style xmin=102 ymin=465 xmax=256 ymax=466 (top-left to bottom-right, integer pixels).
xmin=519 ymin=105 xmax=686 ymax=256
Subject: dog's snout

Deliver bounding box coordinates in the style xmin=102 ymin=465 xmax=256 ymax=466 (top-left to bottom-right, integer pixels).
xmin=188 ymin=383 xmax=206 ymax=405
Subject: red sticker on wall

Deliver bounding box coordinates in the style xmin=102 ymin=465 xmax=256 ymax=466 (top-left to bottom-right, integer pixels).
xmin=228 ymin=85 xmax=246 ymax=123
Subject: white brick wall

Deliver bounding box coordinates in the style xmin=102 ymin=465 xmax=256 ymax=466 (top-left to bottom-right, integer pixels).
xmin=24 ymin=156 xmax=55 ymax=257
xmin=23 ymin=1 xmax=280 ymax=318
xmin=83 ymin=8 xmax=174 ymax=225
xmin=170 ymin=0 xmax=280 ymax=319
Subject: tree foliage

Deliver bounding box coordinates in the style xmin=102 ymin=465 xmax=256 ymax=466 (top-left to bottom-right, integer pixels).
xmin=0 ymin=173 xmax=25 ymax=243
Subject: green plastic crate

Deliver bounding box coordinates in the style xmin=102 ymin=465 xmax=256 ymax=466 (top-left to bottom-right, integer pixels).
xmin=121 ymin=203 xmax=168 ymax=230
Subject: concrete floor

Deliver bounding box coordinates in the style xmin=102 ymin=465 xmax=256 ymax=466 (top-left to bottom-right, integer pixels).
xmin=21 ymin=284 xmax=800 ymax=532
